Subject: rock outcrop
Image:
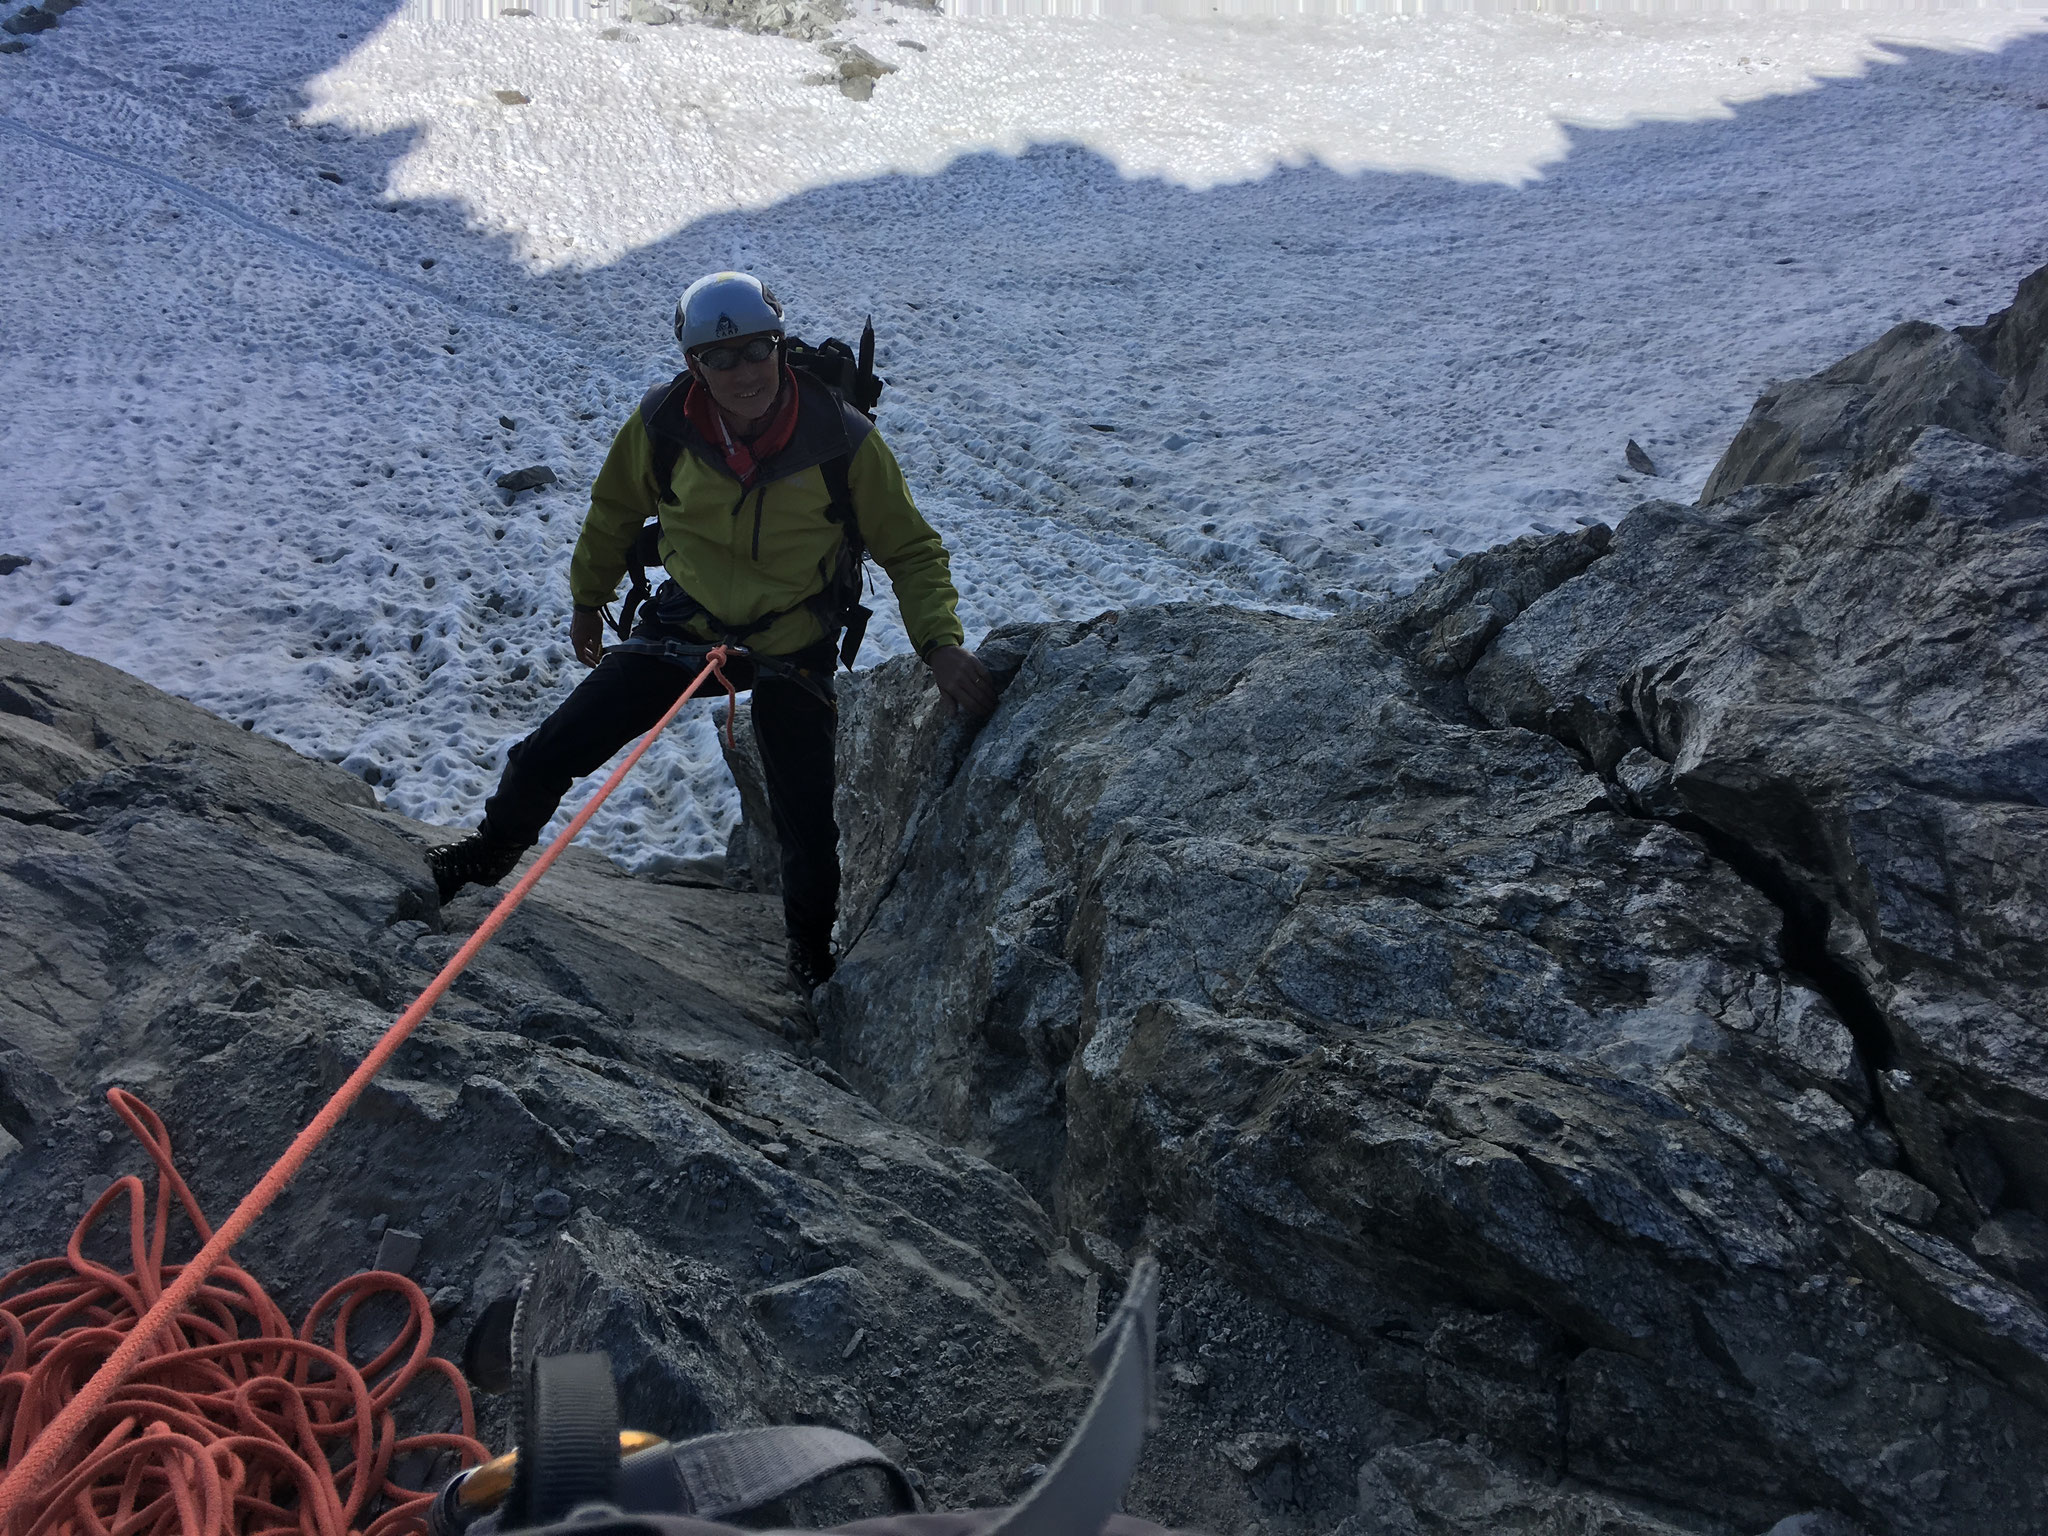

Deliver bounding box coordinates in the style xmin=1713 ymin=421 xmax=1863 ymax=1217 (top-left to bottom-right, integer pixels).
xmin=7 ymin=265 xmax=2048 ymax=1536
xmin=1699 ymin=264 xmax=2048 ymax=502
xmin=817 ymin=269 xmax=2048 ymax=1535
xmin=0 ymin=641 xmax=1101 ymax=1517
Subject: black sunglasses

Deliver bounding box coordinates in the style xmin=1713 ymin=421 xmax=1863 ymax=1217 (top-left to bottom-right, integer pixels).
xmin=693 ymin=335 xmax=780 ymax=371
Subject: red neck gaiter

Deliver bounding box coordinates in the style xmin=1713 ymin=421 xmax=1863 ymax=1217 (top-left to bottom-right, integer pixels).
xmin=684 ymin=367 xmax=801 ymax=488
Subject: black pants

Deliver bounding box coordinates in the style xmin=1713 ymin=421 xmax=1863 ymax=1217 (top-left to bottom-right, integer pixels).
xmin=480 ymin=642 xmax=840 ymax=953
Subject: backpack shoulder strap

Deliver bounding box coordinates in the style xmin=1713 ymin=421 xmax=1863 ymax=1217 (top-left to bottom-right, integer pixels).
xmin=638 ymin=370 xmax=693 ymax=504
xmin=812 ymin=445 xmax=873 ymax=666
xmin=819 ymin=448 xmax=861 ymax=545
xmin=607 ymin=373 xmax=691 ymax=640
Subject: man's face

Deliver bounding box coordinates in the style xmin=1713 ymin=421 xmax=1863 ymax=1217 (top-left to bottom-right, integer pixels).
xmin=689 ymin=331 xmax=782 ymax=424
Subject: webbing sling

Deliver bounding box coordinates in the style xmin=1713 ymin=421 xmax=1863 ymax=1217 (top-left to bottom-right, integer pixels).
xmin=986 ymin=1257 xmax=1161 ymax=1536
xmin=506 ymin=1355 xmax=624 ymax=1527
xmin=454 ymin=1258 xmax=1162 ymax=1536
xmin=617 ymin=1426 xmax=920 ymax=1522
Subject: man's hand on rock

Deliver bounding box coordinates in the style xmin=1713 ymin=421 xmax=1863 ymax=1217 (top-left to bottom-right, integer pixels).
xmin=571 ymin=607 xmax=606 ymax=669
xmin=927 ymin=645 xmax=997 ymax=719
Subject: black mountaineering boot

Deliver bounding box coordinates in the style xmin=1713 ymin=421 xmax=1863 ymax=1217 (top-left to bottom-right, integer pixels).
xmin=427 ymin=829 xmax=529 ymax=904
xmin=787 ymin=936 xmax=837 ymax=996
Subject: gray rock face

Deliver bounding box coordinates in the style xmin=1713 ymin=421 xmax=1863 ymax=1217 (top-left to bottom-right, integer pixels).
xmin=719 ymin=702 xmax=781 ymax=896
xmin=1470 ymin=429 xmax=2048 ymax=1239
xmin=1959 ymin=264 xmax=2048 ymax=458
xmin=1357 ymin=1438 xmax=1711 ymax=1536
xmin=0 ymin=639 xmax=1097 ymax=1516
xmin=1702 ymin=266 xmax=2048 ymax=502
xmin=818 ymin=267 xmax=2048 ymax=1534
xmin=1858 ymin=1169 xmax=1941 ymax=1227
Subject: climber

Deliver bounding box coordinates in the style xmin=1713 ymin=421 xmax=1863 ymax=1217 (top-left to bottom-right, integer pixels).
xmin=429 ymin=272 xmax=996 ymax=994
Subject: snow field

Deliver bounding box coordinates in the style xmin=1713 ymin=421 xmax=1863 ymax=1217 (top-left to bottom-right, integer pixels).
xmin=3 ymin=0 xmax=2046 ymax=869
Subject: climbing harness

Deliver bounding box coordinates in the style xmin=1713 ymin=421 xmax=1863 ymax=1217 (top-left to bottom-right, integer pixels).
xmin=610 ymin=634 xmax=840 ymax=712
xmin=428 ymin=1259 xmax=1162 ymax=1536
xmin=0 ymin=649 xmax=738 ymax=1536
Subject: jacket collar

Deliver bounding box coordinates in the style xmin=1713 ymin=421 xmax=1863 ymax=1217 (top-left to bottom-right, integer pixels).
xmin=668 ymin=374 xmax=858 ymax=486
xmin=683 ymin=367 xmax=801 ymax=487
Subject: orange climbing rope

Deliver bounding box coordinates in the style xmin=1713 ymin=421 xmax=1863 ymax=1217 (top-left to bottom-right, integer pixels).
xmin=0 ymin=1092 xmax=486 ymax=1536
xmin=0 ymin=647 xmax=738 ymax=1536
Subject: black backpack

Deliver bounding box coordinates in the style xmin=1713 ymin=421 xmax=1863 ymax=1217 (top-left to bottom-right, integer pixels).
xmin=612 ymin=327 xmax=883 ymax=669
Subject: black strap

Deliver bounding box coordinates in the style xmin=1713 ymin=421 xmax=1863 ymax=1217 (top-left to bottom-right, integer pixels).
xmin=461 ymin=1293 xmax=522 ymax=1395
xmin=616 ymin=1425 xmax=919 ymax=1522
xmin=505 ymin=1354 xmax=621 ymax=1527
xmin=819 ymin=450 xmax=856 ymax=532
xmin=839 ymin=601 xmax=874 ymax=669
xmin=611 ymin=567 xmax=651 ymax=642
xmin=605 ymin=519 xmax=668 ymax=640
xmin=813 ymin=449 xmax=872 ymax=667
xmin=640 ymin=371 xmax=692 ymax=502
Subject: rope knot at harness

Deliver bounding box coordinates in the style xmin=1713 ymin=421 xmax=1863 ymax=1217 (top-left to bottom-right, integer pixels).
xmin=0 ymin=648 xmax=738 ymax=1536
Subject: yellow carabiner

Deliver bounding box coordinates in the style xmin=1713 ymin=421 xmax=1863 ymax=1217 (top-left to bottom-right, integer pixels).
xmin=458 ymin=1431 xmax=668 ymax=1511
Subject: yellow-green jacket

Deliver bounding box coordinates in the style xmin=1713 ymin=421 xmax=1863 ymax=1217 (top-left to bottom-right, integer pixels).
xmin=568 ymin=375 xmax=965 ymax=659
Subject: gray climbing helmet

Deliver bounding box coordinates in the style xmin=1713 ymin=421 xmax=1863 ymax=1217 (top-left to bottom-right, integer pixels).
xmin=673 ymin=272 xmax=785 ymax=352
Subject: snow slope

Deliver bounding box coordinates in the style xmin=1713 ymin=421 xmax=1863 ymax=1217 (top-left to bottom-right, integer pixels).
xmin=3 ymin=0 xmax=2046 ymax=869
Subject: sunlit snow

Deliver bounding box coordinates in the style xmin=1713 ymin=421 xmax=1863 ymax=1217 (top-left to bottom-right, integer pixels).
xmin=3 ymin=0 xmax=2045 ymax=870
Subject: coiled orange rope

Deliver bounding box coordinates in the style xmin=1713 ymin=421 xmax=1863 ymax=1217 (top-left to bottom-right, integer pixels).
xmin=0 ymin=1092 xmax=487 ymax=1536
xmin=0 ymin=647 xmax=737 ymax=1535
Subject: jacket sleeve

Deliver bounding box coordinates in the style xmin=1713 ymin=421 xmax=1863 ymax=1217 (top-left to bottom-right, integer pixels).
xmin=568 ymin=411 xmax=660 ymax=610
xmin=848 ymin=428 xmax=965 ymax=658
